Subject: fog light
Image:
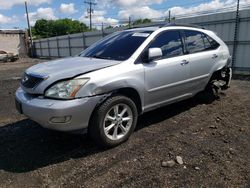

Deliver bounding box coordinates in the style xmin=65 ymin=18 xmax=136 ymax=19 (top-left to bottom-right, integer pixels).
xmin=50 ymin=116 xmax=72 ymax=124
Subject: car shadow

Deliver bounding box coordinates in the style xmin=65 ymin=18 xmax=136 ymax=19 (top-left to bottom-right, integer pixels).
xmin=0 ymin=92 xmax=217 ymax=173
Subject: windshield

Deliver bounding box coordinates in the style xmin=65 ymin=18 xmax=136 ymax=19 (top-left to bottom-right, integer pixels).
xmin=80 ymin=30 xmax=152 ymax=61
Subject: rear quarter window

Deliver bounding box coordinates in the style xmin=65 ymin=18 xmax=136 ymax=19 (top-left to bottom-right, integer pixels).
xmin=205 ymin=34 xmax=220 ymax=50
xmin=184 ymin=30 xmax=220 ymax=54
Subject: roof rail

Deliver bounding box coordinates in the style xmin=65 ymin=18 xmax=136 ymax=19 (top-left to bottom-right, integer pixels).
xmin=125 ymin=22 xmax=205 ymax=30
xmin=127 ymin=23 xmax=166 ymax=29
xmin=162 ymin=23 xmax=205 ymax=29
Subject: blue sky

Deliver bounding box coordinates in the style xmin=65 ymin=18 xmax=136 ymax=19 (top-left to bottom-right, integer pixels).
xmin=0 ymin=0 xmax=247 ymax=29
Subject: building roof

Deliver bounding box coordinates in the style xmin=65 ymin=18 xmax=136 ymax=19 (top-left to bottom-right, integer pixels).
xmin=0 ymin=29 xmax=25 ymax=34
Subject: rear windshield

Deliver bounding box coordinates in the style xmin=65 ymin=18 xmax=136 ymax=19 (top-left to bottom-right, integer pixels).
xmin=80 ymin=31 xmax=152 ymax=61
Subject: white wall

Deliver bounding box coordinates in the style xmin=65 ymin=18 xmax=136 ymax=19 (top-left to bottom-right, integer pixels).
xmin=0 ymin=32 xmax=27 ymax=56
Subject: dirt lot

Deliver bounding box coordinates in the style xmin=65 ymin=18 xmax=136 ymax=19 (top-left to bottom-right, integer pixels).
xmin=0 ymin=58 xmax=249 ymax=187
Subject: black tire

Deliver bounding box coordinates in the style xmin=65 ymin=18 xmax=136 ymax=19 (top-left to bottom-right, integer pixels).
xmin=88 ymin=95 xmax=138 ymax=148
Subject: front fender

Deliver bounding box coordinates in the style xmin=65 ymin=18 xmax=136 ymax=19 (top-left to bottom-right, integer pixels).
xmin=76 ymin=77 xmax=145 ymax=107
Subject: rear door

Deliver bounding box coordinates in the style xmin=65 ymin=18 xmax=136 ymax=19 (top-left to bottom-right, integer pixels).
xmin=143 ymin=30 xmax=191 ymax=110
xmin=183 ymin=30 xmax=220 ymax=93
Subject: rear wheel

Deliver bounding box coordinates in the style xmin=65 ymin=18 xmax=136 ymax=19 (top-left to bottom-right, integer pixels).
xmin=88 ymin=95 xmax=138 ymax=148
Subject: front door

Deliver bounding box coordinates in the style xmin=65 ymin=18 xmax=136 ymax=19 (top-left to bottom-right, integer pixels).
xmin=143 ymin=30 xmax=191 ymax=110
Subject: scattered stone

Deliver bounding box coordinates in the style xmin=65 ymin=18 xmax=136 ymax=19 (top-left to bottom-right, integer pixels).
xmin=209 ymin=125 xmax=218 ymax=129
xmin=161 ymin=160 xmax=176 ymax=167
xmin=239 ymin=128 xmax=245 ymax=132
xmin=180 ymin=130 xmax=186 ymax=134
xmin=11 ymin=76 xmax=21 ymax=80
xmin=139 ymin=156 xmax=145 ymax=160
xmin=176 ymin=156 xmax=184 ymax=165
xmin=194 ymin=167 xmax=200 ymax=170
xmin=183 ymin=165 xmax=187 ymax=169
xmin=229 ymin=148 xmax=235 ymax=155
xmin=216 ymin=117 xmax=222 ymax=122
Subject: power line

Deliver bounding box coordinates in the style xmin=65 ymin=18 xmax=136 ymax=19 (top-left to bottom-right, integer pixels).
xmin=84 ymin=0 xmax=97 ymax=30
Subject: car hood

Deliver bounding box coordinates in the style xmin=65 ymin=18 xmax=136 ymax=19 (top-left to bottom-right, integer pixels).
xmin=23 ymin=57 xmax=121 ymax=94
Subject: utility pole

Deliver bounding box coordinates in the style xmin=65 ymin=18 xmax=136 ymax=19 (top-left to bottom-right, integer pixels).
xmin=84 ymin=0 xmax=97 ymax=30
xmin=25 ymin=1 xmax=34 ymax=57
xmin=168 ymin=10 xmax=171 ymax=23
xmin=232 ymin=0 xmax=240 ymax=69
xmin=101 ymin=22 xmax=104 ymax=37
xmin=128 ymin=17 xmax=131 ymax=28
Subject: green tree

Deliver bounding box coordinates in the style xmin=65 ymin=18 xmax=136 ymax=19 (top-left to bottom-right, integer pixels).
xmin=105 ymin=25 xmax=113 ymax=29
xmin=32 ymin=19 xmax=53 ymax=38
xmin=32 ymin=19 xmax=89 ymax=39
xmin=132 ymin=18 xmax=152 ymax=25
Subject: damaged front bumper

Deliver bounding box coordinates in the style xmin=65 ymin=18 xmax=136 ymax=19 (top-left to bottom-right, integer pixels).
xmin=15 ymin=87 xmax=106 ymax=132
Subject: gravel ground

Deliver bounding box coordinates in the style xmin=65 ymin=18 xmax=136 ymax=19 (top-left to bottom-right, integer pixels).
xmin=0 ymin=58 xmax=249 ymax=187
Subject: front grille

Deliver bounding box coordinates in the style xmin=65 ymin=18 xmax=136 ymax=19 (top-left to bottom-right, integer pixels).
xmin=21 ymin=73 xmax=44 ymax=89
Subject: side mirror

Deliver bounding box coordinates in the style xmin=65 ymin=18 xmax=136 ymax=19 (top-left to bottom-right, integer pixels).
xmin=148 ymin=48 xmax=162 ymax=61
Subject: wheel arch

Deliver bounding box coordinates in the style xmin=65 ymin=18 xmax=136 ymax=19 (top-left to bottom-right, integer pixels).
xmin=113 ymin=87 xmax=143 ymax=115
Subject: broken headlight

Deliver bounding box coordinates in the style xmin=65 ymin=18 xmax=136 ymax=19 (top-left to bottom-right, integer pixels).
xmin=45 ymin=78 xmax=89 ymax=99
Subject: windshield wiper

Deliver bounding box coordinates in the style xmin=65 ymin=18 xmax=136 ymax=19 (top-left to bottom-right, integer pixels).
xmin=91 ymin=55 xmax=112 ymax=60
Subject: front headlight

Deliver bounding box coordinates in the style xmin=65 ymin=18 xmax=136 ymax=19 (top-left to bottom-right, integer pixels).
xmin=45 ymin=78 xmax=89 ymax=99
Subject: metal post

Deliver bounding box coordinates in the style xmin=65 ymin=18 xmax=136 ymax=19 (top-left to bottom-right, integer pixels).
xmin=39 ymin=40 xmax=43 ymax=57
xmin=82 ymin=33 xmax=86 ymax=50
xmin=68 ymin=35 xmax=72 ymax=56
xmin=101 ymin=22 xmax=104 ymax=37
xmin=232 ymin=0 xmax=240 ymax=69
xmin=90 ymin=3 xmax=92 ymax=30
xmin=25 ymin=1 xmax=34 ymax=57
xmin=47 ymin=39 xmax=51 ymax=58
xmin=168 ymin=10 xmax=171 ymax=23
xmin=56 ymin=37 xmax=60 ymax=57
xmin=129 ymin=17 xmax=131 ymax=28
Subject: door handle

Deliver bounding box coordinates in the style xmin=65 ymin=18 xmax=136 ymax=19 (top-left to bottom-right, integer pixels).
xmin=212 ymin=54 xmax=218 ymax=59
xmin=181 ymin=60 xmax=189 ymax=66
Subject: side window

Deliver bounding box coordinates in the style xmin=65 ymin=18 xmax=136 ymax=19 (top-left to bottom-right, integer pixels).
xmin=184 ymin=30 xmax=206 ymax=53
xmin=184 ymin=30 xmax=220 ymax=54
xmin=149 ymin=30 xmax=184 ymax=59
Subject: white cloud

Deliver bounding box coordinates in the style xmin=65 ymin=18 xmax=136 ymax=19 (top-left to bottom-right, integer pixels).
xmin=0 ymin=0 xmax=51 ymax=9
xmin=112 ymin=0 xmax=164 ymax=7
xmin=167 ymin=0 xmax=227 ymax=17
xmin=80 ymin=10 xmax=118 ymax=28
xmin=165 ymin=0 xmax=250 ymax=18
xmin=29 ymin=7 xmax=57 ymax=25
xmin=99 ymin=0 xmax=164 ymax=8
xmin=116 ymin=0 xmax=250 ymax=22
xmin=0 ymin=14 xmax=16 ymax=24
xmin=118 ymin=6 xmax=164 ymax=20
xmin=59 ymin=3 xmax=77 ymax=14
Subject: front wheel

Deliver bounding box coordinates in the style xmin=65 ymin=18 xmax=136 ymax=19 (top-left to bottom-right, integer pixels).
xmin=88 ymin=95 xmax=138 ymax=148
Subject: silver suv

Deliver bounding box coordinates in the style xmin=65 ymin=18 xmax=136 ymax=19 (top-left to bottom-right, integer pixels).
xmin=16 ymin=24 xmax=232 ymax=147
